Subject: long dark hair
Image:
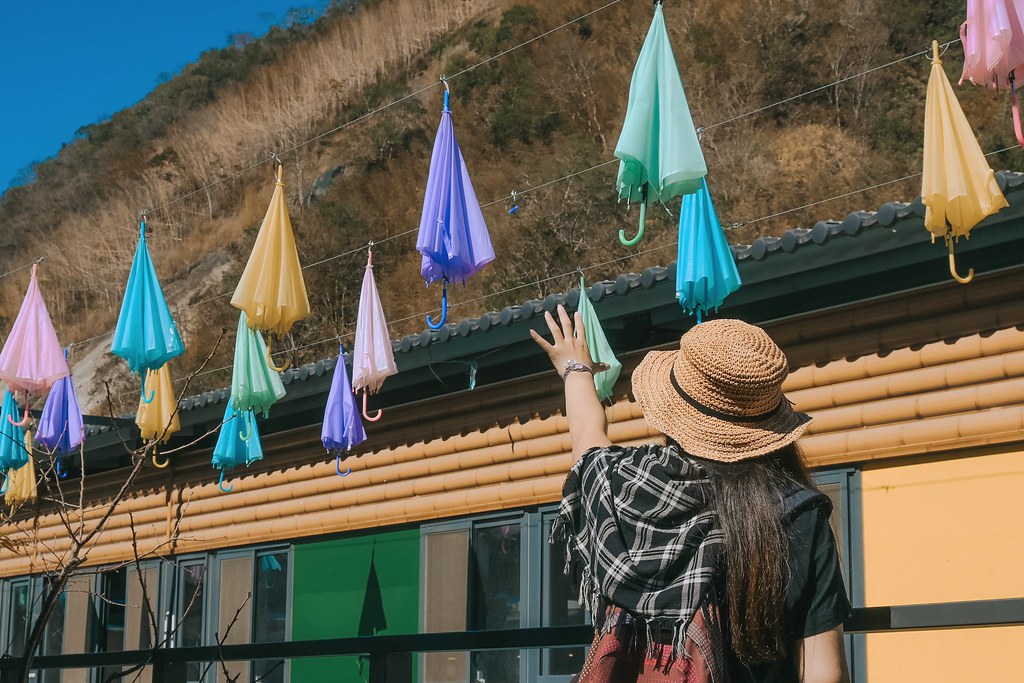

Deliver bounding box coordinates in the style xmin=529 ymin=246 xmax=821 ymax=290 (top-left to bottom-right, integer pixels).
xmin=673 ymin=439 xmax=817 ymax=664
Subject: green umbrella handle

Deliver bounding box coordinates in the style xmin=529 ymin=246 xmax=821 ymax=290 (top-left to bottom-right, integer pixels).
xmin=0 ymin=473 xmax=8 ymax=495
xmin=619 ymin=201 xmax=647 ymax=246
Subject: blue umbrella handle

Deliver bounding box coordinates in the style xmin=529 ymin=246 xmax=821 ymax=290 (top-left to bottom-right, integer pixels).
xmin=426 ymin=282 xmax=448 ymax=329
xmin=336 ymin=455 xmax=352 ymax=477
xmin=619 ymin=201 xmax=647 ymax=246
xmin=362 ymin=391 xmax=383 ymax=422
xmin=0 ymin=473 xmax=8 ymax=495
xmin=55 ymin=454 xmax=69 ymax=480
xmin=141 ymin=371 xmax=156 ymax=404
xmin=217 ymin=469 xmax=234 ymax=494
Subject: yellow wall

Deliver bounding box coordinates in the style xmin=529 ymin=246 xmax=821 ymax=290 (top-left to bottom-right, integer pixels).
xmin=861 ymin=448 xmax=1024 ymax=682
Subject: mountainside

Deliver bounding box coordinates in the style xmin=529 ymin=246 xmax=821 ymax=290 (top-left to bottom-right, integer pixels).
xmin=0 ymin=0 xmax=1017 ymax=412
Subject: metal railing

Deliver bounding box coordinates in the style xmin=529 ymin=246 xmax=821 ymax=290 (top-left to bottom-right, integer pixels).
xmin=1 ymin=599 xmax=1021 ymax=683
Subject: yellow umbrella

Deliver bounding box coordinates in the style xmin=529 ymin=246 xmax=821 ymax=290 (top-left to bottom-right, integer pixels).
xmin=230 ymin=160 xmax=310 ymax=368
xmin=136 ymin=364 xmax=181 ymax=467
xmin=922 ymin=40 xmax=1008 ymax=284
xmin=5 ymin=432 xmax=36 ymax=506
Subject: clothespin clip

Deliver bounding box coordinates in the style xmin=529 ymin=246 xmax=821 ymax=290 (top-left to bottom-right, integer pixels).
xmin=506 ymin=190 xmax=520 ymax=216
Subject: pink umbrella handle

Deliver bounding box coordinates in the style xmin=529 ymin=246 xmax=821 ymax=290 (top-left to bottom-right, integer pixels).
xmin=8 ymin=402 xmax=30 ymax=428
xmin=362 ymin=391 xmax=383 ymax=422
xmin=1011 ymin=72 xmax=1024 ymax=148
xmin=336 ymin=455 xmax=352 ymax=477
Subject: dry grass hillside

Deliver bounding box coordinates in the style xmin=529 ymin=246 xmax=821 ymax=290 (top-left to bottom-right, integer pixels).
xmin=0 ymin=0 xmax=1019 ymax=412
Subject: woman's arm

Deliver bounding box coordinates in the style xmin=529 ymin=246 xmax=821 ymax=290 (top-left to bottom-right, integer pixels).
xmin=530 ymin=305 xmax=612 ymax=459
xmin=795 ymin=625 xmax=851 ymax=683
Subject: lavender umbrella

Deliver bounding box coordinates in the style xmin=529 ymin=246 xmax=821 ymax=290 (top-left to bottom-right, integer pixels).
xmin=322 ymin=345 xmax=366 ymax=476
xmin=416 ymin=81 xmax=495 ymax=329
xmin=36 ymin=350 xmax=84 ymax=478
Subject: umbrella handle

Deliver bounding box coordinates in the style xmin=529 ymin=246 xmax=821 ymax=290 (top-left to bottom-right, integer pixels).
xmin=265 ymin=338 xmax=292 ymax=372
xmin=362 ymin=391 xmax=383 ymax=422
xmin=1011 ymin=72 xmax=1024 ymax=148
xmin=426 ymin=283 xmax=448 ymax=329
xmin=55 ymin=454 xmax=69 ymax=480
xmin=0 ymin=474 xmax=7 ymax=495
xmin=336 ymin=455 xmax=352 ymax=477
xmin=8 ymin=402 xmax=30 ymax=428
xmin=239 ymin=422 xmax=252 ymax=442
xmin=152 ymin=446 xmax=170 ymax=469
xmin=217 ymin=469 xmax=234 ymax=494
xmin=141 ymin=371 xmax=155 ymax=404
xmin=946 ymin=236 xmax=974 ymax=284
xmin=619 ymin=201 xmax=647 ymax=246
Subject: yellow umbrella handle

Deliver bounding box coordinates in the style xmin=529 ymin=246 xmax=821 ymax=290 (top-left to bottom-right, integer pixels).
xmin=265 ymin=338 xmax=291 ymax=372
xmin=152 ymin=445 xmax=170 ymax=469
xmin=945 ymin=235 xmax=974 ymax=284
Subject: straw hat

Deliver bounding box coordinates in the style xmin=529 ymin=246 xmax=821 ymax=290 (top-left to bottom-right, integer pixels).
xmin=631 ymin=319 xmax=811 ymax=462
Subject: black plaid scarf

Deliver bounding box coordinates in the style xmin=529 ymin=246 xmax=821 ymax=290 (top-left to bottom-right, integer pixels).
xmin=551 ymin=443 xmax=724 ymax=659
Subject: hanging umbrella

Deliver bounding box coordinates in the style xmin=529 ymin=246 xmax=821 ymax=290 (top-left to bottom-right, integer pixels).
xmin=36 ymin=349 xmax=84 ymax=478
xmin=0 ymin=391 xmax=29 ymax=494
xmin=0 ymin=261 xmax=69 ymax=425
xmin=231 ymin=311 xmax=286 ymax=417
xmin=5 ymin=432 xmax=36 ymax=506
xmin=211 ymin=403 xmax=262 ymax=493
xmin=322 ymin=344 xmax=367 ymax=476
xmin=959 ymin=1 xmax=1024 ymax=144
xmin=230 ymin=159 xmax=310 ymax=371
xmin=575 ymin=276 xmax=621 ymax=402
xmin=923 ymin=40 xmax=1009 ymax=284
xmin=135 ymin=364 xmax=181 ymax=468
xmin=416 ymin=81 xmax=495 ymax=329
xmin=352 ymin=245 xmax=397 ymax=420
xmin=676 ymin=177 xmax=742 ymax=321
xmin=111 ymin=219 xmax=185 ymax=403
xmin=614 ymin=0 xmax=706 ymax=246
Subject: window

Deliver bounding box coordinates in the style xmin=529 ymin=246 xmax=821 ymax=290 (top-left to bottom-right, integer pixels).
xmin=90 ymin=567 xmax=127 ymax=683
xmin=252 ymin=549 xmax=289 ymax=683
xmin=421 ymin=509 xmax=586 ymax=683
xmin=172 ymin=559 xmax=208 ymax=683
xmin=7 ymin=579 xmax=31 ymax=657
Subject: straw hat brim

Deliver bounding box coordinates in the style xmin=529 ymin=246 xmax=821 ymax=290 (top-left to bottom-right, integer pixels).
xmin=631 ymin=350 xmax=812 ymax=462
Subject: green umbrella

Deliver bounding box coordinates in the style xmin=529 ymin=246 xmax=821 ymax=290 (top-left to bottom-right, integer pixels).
xmin=231 ymin=311 xmax=286 ymax=418
xmin=614 ymin=0 xmax=706 ymax=246
xmin=577 ymin=276 xmax=621 ymax=402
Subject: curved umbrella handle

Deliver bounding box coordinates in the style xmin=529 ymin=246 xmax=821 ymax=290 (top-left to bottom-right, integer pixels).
xmin=619 ymin=201 xmax=647 ymax=246
xmin=362 ymin=391 xmax=383 ymax=422
xmin=336 ymin=455 xmax=352 ymax=477
xmin=426 ymin=282 xmax=448 ymax=329
xmin=265 ymin=338 xmax=292 ymax=373
xmin=141 ymin=371 xmax=155 ymax=404
xmin=0 ymin=473 xmax=7 ymax=495
xmin=946 ymin=236 xmax=974 ymax=284
xmin=239 ymin=421 xmax=252 ymax=442
xmin=217 ymin=469 xmax=234 ymax=494
xmin=8 ymin=402 xmax=30 ymax=428
xmin=55 ymin=454 xmax=69 ymax=480
xmin=1012 ymin=72 xmax=1024 ymax=148
xmin=152 ymin=447 xmax=170 ymax=469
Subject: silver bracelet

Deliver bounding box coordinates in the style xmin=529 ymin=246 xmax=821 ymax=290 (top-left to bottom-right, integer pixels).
xmin=562 ymin=359 xmax=595 ymax=380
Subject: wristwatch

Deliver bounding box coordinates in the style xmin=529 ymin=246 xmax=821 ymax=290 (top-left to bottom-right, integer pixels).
xmin=562 ymin=359 xmax=595 ymax=380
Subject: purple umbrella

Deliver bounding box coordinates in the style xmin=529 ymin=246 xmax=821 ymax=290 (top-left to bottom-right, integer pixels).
xmin=416 ymin=80 xmax=495 ymax=329
xmin=322 ymin=344 xmax=366 ymax=476
xmin=36 ymin=349 xmax=85 ymax=478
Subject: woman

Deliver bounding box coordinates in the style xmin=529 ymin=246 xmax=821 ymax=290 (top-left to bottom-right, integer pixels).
xmin=531 ymin=307 xmax=851 ymax=683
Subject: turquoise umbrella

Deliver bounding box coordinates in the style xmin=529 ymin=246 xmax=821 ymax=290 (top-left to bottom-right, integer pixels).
xmin=211 ymin=403 xmax=262 ymax=493
xmin=614 ymin=0 xmax=706 ymax=246
xmin=0 ymin=391 xmax=29 ymax=494
xmin=111 ymin=219 xmax=185 ymax=402
xmin=675 ymin=177 xmax=741 ymax=322
xmin=231 ymin=311 xmax=286 ymax=417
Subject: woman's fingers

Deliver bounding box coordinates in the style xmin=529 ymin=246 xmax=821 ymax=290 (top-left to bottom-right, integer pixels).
xmin=544 ymin=311 xmax=564 ymax=344
xmin=556 ymin=304 xmax=575 ymax=339
xmin=529 ymin=328 xmax=554 ymax=354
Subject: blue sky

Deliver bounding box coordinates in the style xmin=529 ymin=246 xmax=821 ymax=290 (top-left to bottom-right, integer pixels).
xmin=0 ymin=1 xmax=329 ymax=190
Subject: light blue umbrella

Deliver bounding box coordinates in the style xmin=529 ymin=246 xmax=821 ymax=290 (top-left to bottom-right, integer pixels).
xmin=322 ymin=345 xmax=366 ymax=476
xmin=675 ymin=177 xmax=741 ymax=322
xmin=211 ymin=403 xmax=262 ymax=493
xmin=0 ymin=391 xmax=29 ymax=493
xmin=614 ymin=0 xmax=706 ymax=246
xmin=111 ymin=220 xmax=185 ymax=402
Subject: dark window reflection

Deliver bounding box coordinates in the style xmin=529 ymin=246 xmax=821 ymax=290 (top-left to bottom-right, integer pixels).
xmin=91 ymin=568 xmax=126 ymax=683
xmin=544 ymin=519 xmax=586 ymax=675
xmin=252 ymin=551 xmax=288 ymax=683
xmin=179 ymin=563 xmax=206 ymax=683
xmin=470 ymin=522 xmax=521 ymax=683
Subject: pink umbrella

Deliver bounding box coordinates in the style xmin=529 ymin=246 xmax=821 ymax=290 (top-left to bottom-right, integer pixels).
xmin=351 ymin=244 xmax=397 ymax=421
xmin=960 ymin=0 xmax=1024 ymax=143
xmin=0 ymin=262 xmax=69 ymax=426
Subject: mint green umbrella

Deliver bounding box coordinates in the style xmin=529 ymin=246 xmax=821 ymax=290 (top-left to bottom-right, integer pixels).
xmin=577 ymin=276 xmax=621 ymax=402
xmin=614 ymin=0 xmax=706 ymax=246
xmin=231 ymin=311 xmax=286 ymax=418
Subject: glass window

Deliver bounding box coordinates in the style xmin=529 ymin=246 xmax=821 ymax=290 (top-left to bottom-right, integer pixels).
xmin=176 ymin=561 xmax=207 ymax=683
xmin=541 ymin=517 xmax=585 ymax=678
xmin=90 ymin=568 xmax=127 ymax=683
xmin=252 ymin=549 xmax=289 ymax=683
xmin=469 ymin=521 xmax=522 ymax=683
xmin=38 ymin=575 xmax=66 ymax=683
xmin=8 ymin=580 xmax=31 ymax=657
xmin=423 ymin=528 xmax=469 ymax=683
